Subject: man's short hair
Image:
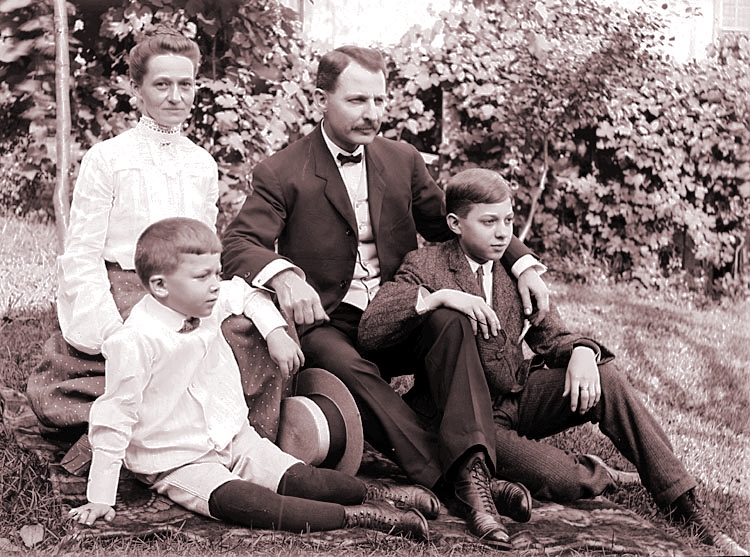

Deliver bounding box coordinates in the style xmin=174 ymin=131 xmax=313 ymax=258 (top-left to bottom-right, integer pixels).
xmin=134 ymin=217 xmax=221 ymax=287
xmin=445 ymin=168 xmax=513 ymax=218
xmin=316 ymin=45 xmax=387 ymax=92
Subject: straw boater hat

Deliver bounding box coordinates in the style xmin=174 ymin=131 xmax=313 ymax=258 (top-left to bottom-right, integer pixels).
xmin=276 ymin=368 xmax=364 ymax=476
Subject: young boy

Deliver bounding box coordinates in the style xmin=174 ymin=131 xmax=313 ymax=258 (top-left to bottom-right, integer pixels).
xmin=68 ymin=217 xmax=439 ymax=539
xmin=358 ymin=169 xmax=746 ymax=554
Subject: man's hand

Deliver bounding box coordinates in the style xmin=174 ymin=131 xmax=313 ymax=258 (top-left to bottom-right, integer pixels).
xmin=68 ymin=502 xmax=115 ymax=526
xmin=266 ymin=327 xmax=304 ymax=378
xmin=269 ymin=270 xmax=329 ymax=326
xmin=563 ymin=347 xmax=601 ymax=414
xmin=517 ymin=268 xmax=550 ymax=325
xmin=424 ymin=289 xmax=500 ymax=339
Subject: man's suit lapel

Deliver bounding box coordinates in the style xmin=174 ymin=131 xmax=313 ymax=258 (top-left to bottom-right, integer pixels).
xmin=311 ymin=127 xmax=357 ymax=232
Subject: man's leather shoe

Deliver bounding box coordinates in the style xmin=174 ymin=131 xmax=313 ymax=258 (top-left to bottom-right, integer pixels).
xmin=453 ymin=452 xmax=511 ymax=549
xmin=365 ymin=481 xmax=441 ymax=519
xmin=343 ymin=501 xmax=429 ymax=541
xmin=585 ymin=454 xmax=641 ymax=487
xmin=491 ymin=479 xmax=532 ymax=523
xmin=666 ymin=489 xmax=748 ymax=556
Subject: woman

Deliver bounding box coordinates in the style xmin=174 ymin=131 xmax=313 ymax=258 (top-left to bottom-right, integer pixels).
xmin=27 ymin=31 xmax=286 ymax=453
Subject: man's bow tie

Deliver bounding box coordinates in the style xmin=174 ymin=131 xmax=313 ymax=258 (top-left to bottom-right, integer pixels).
xmin=337 ymin=152 xmax=362 ymax=166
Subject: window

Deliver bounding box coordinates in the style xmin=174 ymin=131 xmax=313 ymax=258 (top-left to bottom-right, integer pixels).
xmin=718 ymin=0 xmax=750 ymax=33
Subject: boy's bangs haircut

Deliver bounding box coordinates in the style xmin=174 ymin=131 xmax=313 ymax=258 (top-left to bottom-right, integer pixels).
xmin=445 ymin=168 xmax=512 ymax=217
xmin=135 ymin=217 xmax=221 ymax=287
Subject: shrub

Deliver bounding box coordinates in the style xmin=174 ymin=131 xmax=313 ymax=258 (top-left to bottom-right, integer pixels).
xmin=1 ymin=0 xmax=748 ymax=293
xmin=384 ymin=1 xmax=750 ymax=290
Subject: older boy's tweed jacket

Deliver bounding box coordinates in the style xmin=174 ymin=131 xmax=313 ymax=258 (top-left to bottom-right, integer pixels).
xmin=358 ymin=239 xmax=614 ymax=396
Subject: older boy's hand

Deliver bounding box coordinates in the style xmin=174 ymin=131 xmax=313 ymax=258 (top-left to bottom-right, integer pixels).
xmin=266 ymin=327 xmax=305 ymax=378
xmin=425 ymin=289 xmax=500 ymax=339
xmin=517 ymin=268 xmax=549 ymax=325
xmin=68 ymin=502 xmax=115 ymax=525
xmin=270 ymin=270 xmax=329 ymax=326
xmin=563 ymin=347 xmax=601 ymax=414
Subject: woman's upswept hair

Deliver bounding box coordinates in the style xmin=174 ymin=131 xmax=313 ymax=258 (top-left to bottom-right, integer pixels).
xmin=128 ymin=29 xmax=201 ymax=85
xmin=134 ymin=217 xmax=221 ymax=287
xmin=445 ymin=168 xmax=512 ymax=217
xmin=316 ymin=45 xmax=386 ymax=92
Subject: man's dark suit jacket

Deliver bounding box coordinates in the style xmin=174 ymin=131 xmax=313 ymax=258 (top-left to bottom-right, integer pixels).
xmin=221 ymin=124 xmax=531 ymax=315
xmin=358 ymin=239 xmax=614 ymax=396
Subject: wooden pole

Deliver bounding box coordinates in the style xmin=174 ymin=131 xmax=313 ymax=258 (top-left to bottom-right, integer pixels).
xmin=518 ymin=137 xmax=548 ymax=243
xmin=52 ymin=0 xmax=72 ymax=251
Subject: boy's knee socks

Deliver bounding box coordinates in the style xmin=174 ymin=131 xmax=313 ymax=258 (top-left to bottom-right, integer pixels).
xmin=277 ymin=462 xmax=366 ymax=505
xmin=208 ymin=478 xmax=345 ymax=531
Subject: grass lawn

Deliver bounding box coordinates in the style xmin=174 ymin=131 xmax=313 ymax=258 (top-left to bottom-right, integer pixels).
xmin=1 ymin=214 xmax=748 ymax=555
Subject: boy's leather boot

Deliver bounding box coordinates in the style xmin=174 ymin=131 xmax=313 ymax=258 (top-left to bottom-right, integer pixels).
xmin=490 ymin=479 xmax=532 ymax=523
xmin=665 ymin=489 xmax=748 ymax=556
xmin=453 ymin=451 xmax=511 ymax=549
xmin=364 ymin=481 xmax=440 ymax=519
xmin=343 ymin=501 xmax=429 ymax=541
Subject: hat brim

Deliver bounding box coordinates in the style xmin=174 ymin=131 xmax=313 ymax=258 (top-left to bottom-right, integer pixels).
xmin=282 ymin=368 xmax=364 ymax=476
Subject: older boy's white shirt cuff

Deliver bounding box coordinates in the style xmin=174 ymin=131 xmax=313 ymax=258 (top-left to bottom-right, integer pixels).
xmin=511 ymin=254 xmax=547 ymax=279
xmin=415 ymin=287 xmax=431 ymax=315
xmin=252 ymin=260 xmax=304 ymax=290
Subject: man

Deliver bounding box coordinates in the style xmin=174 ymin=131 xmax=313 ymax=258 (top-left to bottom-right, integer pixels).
xmin=222 ymin=46 xmax=549 ymax=547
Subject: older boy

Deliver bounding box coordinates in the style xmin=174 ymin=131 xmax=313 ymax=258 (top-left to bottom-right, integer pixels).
xmin=69 ymin=217 xmax=437 ymax=539
xmin=358 ymin=169 xmax=744 ymax=553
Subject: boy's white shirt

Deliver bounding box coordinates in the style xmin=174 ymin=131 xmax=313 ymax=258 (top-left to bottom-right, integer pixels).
xmin=415 ymin=256 xmax=495 ymax=313
xmin=86 ymin=276 xmax=286 ymax=506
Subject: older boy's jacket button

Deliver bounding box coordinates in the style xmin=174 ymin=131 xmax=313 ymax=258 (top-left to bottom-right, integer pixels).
xmin=339 ymin=280 xmax=348 ymax=289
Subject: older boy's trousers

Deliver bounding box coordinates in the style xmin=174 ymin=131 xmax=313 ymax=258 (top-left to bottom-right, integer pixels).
xmin=492 ymin=362 xmax=696 ymax=507
xmin=302 ymin=304 xmax=496 ymax=487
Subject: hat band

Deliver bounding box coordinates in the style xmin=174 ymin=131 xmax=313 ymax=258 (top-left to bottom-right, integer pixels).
xmin=290 ymin=395 xmax=330 ymax=466
xmin=308 ymin=393 xmax=347 ymax=469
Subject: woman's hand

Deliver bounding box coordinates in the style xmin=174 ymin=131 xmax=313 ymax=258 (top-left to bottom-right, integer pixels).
xmin=68 ymin=502 xmax=116 ymax=526
xmin=266 ymin=327 xmax=305 ymax=378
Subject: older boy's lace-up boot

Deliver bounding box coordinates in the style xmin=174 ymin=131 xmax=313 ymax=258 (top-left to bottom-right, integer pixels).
xmin=343 ymin=501 xmax=429 ymax=541
xmin=453 ymin=452 xmax=511 ymax=549
xmin=666 ymin=489 xmax=748 ymax=556
xmin=364 ymin=481 xmax=441 ymax=519
xmin=490 ymin=479 xmax=532 ymax=523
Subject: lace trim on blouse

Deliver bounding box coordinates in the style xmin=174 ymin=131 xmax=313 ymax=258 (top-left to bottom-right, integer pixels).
xmin=137 ymin=115 xmax=182 ymax=138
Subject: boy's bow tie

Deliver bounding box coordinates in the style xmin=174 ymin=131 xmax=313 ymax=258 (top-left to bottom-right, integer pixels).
xmin=178 ymin=317 xmax=200 ymax=333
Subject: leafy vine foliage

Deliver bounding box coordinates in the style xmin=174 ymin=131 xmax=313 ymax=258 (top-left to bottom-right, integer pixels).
xmin=1 ymin=0 xmax=748 ymax=292
xmin=384 ymin=2 xmax=750 ymax=290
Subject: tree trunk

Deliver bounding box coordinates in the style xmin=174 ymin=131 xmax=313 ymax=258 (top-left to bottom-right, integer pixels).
xmin=52 ymin=0 xmax=72 ymax=251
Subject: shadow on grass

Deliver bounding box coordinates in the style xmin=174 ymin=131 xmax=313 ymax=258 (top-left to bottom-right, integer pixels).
xmin=552 ymin=279 xmax=750 ymax=434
